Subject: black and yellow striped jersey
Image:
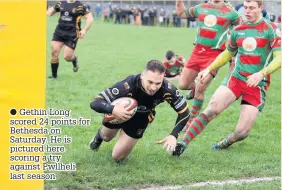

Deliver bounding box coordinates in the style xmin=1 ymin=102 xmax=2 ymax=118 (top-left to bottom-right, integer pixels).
xmin=54 ymin=1 xmax=90 ymax=33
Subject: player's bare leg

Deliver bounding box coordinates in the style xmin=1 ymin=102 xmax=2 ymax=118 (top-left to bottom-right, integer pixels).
xmin=213 ymin=104 xmax=259 ymax=150
xmin=64 ymin=45 xmax=79 ymax=72
xmin=182 ymin=73 xmax=213 ymax=131
xmin=112 ymin=130 xmax=138 ymax=162
xmin=173 ymin=86 xmax=236 ymax=156
xmin=89 ymin=126 xmax=119 ymax=151
xmin=186 ymin=81 xmax=195 ymax=100
xmin=49 ymin=41 xmax=64 ymax=79
xmin=179 ymin=67 xmax=198 ymax=90
xmin=179 ymin=68 xmax=198 ymax=102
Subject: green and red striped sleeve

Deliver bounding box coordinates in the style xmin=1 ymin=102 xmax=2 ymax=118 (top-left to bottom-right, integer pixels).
xmin=231 ymin=11 xmax=241 ymax=26
xmin=184 ymin=5 xmax=199 ymax=18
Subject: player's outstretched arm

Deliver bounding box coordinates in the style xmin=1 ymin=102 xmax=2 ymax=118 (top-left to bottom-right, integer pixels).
xmin=247 ymin=51 xmax=281 ymax=87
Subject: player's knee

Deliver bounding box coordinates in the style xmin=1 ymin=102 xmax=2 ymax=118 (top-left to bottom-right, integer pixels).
xmin=51 ymin=50 xmax=59 ymax=58
xmin=100 ymin=134 xmax=114 ymax=142
xmin=64 ymin=55 xmax=73 ymax=62
xmin=205 ymin=102 xmax=220 ymax=118
xmin=178 ymin=81 xmax=188 ymax=90
xmin=112 ymin=152 xmax=126 ymax=162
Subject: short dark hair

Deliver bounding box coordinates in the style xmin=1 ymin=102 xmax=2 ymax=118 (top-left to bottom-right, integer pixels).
xmin=146 ymin=60 xmax=165 ymax=73
xmin=244 ymin=0 xmax=263 ymax=7
xmin=165 ymin=50 xmax=175 ymax=60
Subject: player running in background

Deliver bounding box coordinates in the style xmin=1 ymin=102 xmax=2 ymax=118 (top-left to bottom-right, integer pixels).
xmin=173 ymin=0 xmax=281 ymax=156
xmin=89 ymin=60 xmax=190 ymax=162
xmin=162 ymin=50 xmax=196 ymax=100
xmin=176 ymin=0 xmax=240 ymax=131
xmin=46 ymin=0 xmax=93 ymax=79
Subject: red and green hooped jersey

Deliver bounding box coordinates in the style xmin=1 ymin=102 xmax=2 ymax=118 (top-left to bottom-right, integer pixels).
xmin=185 ymin=2 xmax=240 ymax=50
xmin=163 ymin=55 xmax=184 ymax=76
xmin=227 ymin=19 xmax=281 ymax=87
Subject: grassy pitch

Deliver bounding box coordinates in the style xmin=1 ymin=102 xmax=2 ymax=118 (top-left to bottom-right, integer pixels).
xmin=45 ymin=18 xmax=280 ymax=190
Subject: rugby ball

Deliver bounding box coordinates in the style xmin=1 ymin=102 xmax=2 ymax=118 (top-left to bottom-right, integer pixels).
xmin=104 ymin=97 xmax=138 ymax=124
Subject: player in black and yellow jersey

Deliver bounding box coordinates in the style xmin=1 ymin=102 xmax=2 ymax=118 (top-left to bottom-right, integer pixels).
xmin=89 ymin=60 xmax=190 ymax=162
xmin=47 ymin=0 xmax=93 ymax=79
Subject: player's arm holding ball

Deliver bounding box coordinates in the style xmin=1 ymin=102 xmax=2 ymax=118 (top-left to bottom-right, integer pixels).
xmin=90 ymin=77 xmax=134 ymax=122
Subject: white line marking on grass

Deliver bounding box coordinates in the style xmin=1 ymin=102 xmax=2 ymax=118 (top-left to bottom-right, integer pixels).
xmin=139 ymin=177 xmax=281 ymax=190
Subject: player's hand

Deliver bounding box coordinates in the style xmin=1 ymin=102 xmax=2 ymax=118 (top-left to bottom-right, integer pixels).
xmin=197 ymin=68 xmax=211 ymax=83
xmin=79 ymin=29 xmax=86 ymax=39
xmin=246 ymin=72 xmax=264 ymax=87
xmin=156 ymin=135 xmax=177 ymax=152
xmin=112 ymin=103 xmax=133 ymax=122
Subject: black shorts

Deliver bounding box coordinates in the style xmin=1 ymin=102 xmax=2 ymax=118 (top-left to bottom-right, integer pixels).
xmin=52 ymin=30 xmax=78 ymax=50
xmin=102 ymin=111 xmax=155 ymax=139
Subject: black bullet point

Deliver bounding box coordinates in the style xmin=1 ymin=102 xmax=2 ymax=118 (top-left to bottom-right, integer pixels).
xmin=10 ymin=109 xmax=17 ymax=115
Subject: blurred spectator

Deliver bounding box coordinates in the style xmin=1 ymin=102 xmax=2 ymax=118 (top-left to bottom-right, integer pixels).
xmin=164 ymin=9 xmax=170 ymax=27
xmin=135 ymin=8 xmax=141 ymax=26
xmin=188 ymin=17 xmax=197 ymax=28
xmin=153 ymin=7 xmax=157 ymax=25
xmin=172 ymin=10 xmax=181 ymax=27
xmin=95 ymin=4 xmax=102 ymax=18
xmin=115 ymin=6 xmax=121 ymax=24
xmin=108 ymin=3 xmax=113 ymax=22
xmin=97 ymin=4 xmax=200 ymax=28
xmin=159 ymin=8 xmax=165 ymax=26
xmin=102 ymin=7 xmax=109 ymax=22
xmin=149 ymin=8 xmax=155 ymax=26
xmin=121 ymin=6 xmax=128 ymax=24
xmin=172 ymin=10 xmax=177 ymax=27
xmin=143 ymin=7 xmax=149 ymax=26
xmin=129 ymin=7 xmax=135 ymax=25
